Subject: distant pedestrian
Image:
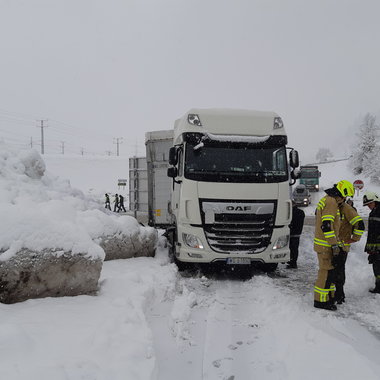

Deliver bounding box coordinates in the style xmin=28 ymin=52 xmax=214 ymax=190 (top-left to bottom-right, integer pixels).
xmin=363 ymin=191 xmax=380 ymax=294
xmin=118 ymin=194 xmax=126 ymax=212
xmin=113 ymin=194 xmax=119 ymax=212
xmin=287 ymin=201 xmax=305 ymax=269
xmin=104 ymin=193 xmax=111 ymax=210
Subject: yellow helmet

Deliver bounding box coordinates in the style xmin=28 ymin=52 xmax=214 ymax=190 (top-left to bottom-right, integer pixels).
xmin=336 ymin=180 xmax=354 ymax=198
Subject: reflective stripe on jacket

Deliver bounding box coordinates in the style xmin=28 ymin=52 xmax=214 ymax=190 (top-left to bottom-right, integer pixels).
xmin=365 ymin=204 xmax=380 ymax=253
xmin=339 ymin=202 xmax=364 ymax=252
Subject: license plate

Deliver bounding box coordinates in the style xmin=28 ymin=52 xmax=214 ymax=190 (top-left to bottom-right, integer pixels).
xmin=226 ymin=258 xmax=251 ymax=265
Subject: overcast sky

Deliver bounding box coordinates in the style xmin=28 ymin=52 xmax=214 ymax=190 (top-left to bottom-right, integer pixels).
xmin=1 ymin=0 xmax=380 ymax=162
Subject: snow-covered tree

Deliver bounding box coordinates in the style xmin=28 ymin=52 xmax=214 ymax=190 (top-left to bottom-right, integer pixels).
xmin=349 ymin=113 xmax=379 ymax=176
xmin=316 ymin=148 xmax=333 ymax=162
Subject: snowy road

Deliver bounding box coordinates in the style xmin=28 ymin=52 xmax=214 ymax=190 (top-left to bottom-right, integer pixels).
xmin=148 ymin=227 xmax=380 ymax=380
xmin=2 ymin=228 xmax=380 ymax=380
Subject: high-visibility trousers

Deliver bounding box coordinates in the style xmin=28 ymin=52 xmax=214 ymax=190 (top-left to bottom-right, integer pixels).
xmin=314 ymin=252 xmax=336 ymax=303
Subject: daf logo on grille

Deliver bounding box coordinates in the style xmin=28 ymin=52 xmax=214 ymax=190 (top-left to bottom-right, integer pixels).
xmin=226 ymin=205 xmax=252 ymax=211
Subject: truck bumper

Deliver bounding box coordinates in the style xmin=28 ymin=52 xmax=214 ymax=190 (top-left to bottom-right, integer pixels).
xmin=176 ymin=225 xmax=290 ymax=264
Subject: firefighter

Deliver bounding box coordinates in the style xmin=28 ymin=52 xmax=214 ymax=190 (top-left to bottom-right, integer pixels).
xmin=335 ymin=199 xmax=365 ymax=304
xmin=287 ymin=201 xmax=305 ymax=269
xmin=313 ymin=180 xmax=354 ymax=311
xmin=363 ymin=191 xmax=380 ymax=294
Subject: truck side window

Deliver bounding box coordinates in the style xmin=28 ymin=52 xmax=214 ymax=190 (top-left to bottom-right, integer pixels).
xmin=273 ymin=149 xmax=286 ymax=171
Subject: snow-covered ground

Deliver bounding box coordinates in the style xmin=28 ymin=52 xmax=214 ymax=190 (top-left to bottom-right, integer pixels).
xmin=1 ymin=148 xmax=380 ymax=380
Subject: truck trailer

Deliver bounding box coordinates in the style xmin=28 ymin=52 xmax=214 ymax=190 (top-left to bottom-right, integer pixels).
xmin=145 ymin=130 xmax=174 ymax=227
xmin=146 ymin=108 xmax=299 ymax=272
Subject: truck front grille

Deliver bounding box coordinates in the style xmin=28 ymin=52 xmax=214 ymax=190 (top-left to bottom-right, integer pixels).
xmin=200 ymin=200 xmax=275 ymax=253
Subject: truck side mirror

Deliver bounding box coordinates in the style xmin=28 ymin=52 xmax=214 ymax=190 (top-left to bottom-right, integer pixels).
xmin=291 ymin=169 xmax=300 ymax=180
xmin=169 ymin=147 xmax=178 ymax=166
xmin=167 ymin=167 xmax=178 ymax=178
xmin=289 ymin=149 xmax=299 ymax=168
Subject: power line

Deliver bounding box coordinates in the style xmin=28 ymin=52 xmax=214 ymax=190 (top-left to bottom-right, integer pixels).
xmin=113 ymin=137 xmax=123 ymax=156
xmin=36 ymin=119 xmax=48 ymax=155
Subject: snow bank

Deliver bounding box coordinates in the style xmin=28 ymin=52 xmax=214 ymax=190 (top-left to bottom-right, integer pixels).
xmin=0 ymin=142 xmax=104 ymax=260
xmin=0 ymin=143 xmax=157 ymax=303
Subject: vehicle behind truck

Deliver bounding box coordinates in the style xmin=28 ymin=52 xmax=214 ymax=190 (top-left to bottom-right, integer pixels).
xmin=163 ymin=108 xmax=299 ymax=272
xmin=292 ymin=184 xmax=311 ymax=207
xmin=299 ymin=165 xmax=321 ymax=191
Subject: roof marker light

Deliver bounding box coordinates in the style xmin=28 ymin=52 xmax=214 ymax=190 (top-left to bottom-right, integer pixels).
xmin=188 ymin=114 xmax=202 ymax=126
xmin=274 ymin=117 xmax=283 ymax=129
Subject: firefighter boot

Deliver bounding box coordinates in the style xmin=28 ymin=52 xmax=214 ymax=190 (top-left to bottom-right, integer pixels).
xmin=314 ymin=300 xmax=337 ymax=311
xmin=334 ymin=286 xmax=345 ymax=304
xmin=369 ymin=282 xmax=380 ymax=294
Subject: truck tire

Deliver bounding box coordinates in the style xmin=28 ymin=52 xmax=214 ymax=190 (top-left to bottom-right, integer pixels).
xmin=259 ymin=263 xmax=278 ymax=273
xmin=174 ymin=257 xmax=193 ymax=272
xmin=166 ymin=225 xmax=177 ymax=262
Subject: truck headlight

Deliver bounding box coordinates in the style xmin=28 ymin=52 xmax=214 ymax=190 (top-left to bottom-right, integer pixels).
xmin=182 ymin=233 xmax=204 ymax=249
xmin=274 ymin=117 xmax=284 ymax=129
xmin=303 ymin=198 xmax=308 ymax=202
xmin=272 ymin=235 xmax=289 ymax=250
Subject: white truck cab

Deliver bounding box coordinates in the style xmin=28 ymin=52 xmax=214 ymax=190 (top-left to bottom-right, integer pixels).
xmin=165 ymin=108 xmax=299 ymax=271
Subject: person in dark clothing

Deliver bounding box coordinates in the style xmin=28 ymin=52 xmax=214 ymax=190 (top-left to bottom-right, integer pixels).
xmin=363 ymin=191 xmax=380 ymax=294
xmin=334 ymin=199 xmax=365 ymax=304
xmin=113 ymin=194 xmax=119 ymax=212
xmin=105 ymin=193 xmax=111 ymax=210
xmin=287 ymin=202 xmax=305 ymax=268
xmin=118 ymin=194 xmax=126 ymax=212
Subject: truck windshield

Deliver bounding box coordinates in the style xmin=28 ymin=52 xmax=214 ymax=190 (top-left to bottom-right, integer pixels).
xmin=301 ymin=171 xmax=318 ymax=178
xmin=184 ymin=144 xmax=288 ymax=183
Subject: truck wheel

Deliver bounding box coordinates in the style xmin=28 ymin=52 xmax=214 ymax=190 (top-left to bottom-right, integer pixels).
xmin=174 ymin=257 xmax=192 ymax=272
xmin=260 ymin=263 xmax=278 ymax=273
xmin=166 ymin=226 xmax=177 ymax=262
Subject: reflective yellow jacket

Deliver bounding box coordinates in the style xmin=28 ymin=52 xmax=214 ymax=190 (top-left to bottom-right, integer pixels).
xmin=314 ymin=195 xmax=342 ymax=253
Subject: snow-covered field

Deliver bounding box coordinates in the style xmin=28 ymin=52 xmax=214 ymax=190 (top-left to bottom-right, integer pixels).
xmin=1 ymin=150 xmax=380 ymax=380
xmin=43 ymin=154 xmax=130 ymax=205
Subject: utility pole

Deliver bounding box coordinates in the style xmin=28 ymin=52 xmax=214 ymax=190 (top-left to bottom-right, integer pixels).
xmin=134 ymin=139 xmax=139 ymax=156
xmin=60 ymin=141 xmax=65 ymax=155
xmin=30 ymin=137 xmax=33 ymax=148
xmin=113 ymin=137 xmax=123 ymax=156
xmin=80 ymin=147 xmax=84 ymax=156
xmin=36 ymin=119 xmax=48 ymax=154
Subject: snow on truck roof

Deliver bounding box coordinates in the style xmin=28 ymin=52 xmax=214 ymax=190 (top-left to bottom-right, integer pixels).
xmin=144 ymin=109 xmax=286 ymax=144
xmin=173 ymin=108 xmax=286 ymax=144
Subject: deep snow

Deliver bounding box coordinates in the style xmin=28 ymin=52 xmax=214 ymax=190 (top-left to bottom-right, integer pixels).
xmin=1 ymin=147 xmax=380 ymax=380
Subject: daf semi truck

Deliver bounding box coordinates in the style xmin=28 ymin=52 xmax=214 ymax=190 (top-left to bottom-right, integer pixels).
xmin=159 ymin=108 xmax=299 ymax=272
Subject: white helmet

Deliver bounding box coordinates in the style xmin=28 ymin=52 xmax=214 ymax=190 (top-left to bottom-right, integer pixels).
xmin=363 ymin=191 xmax=380 ymax=206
